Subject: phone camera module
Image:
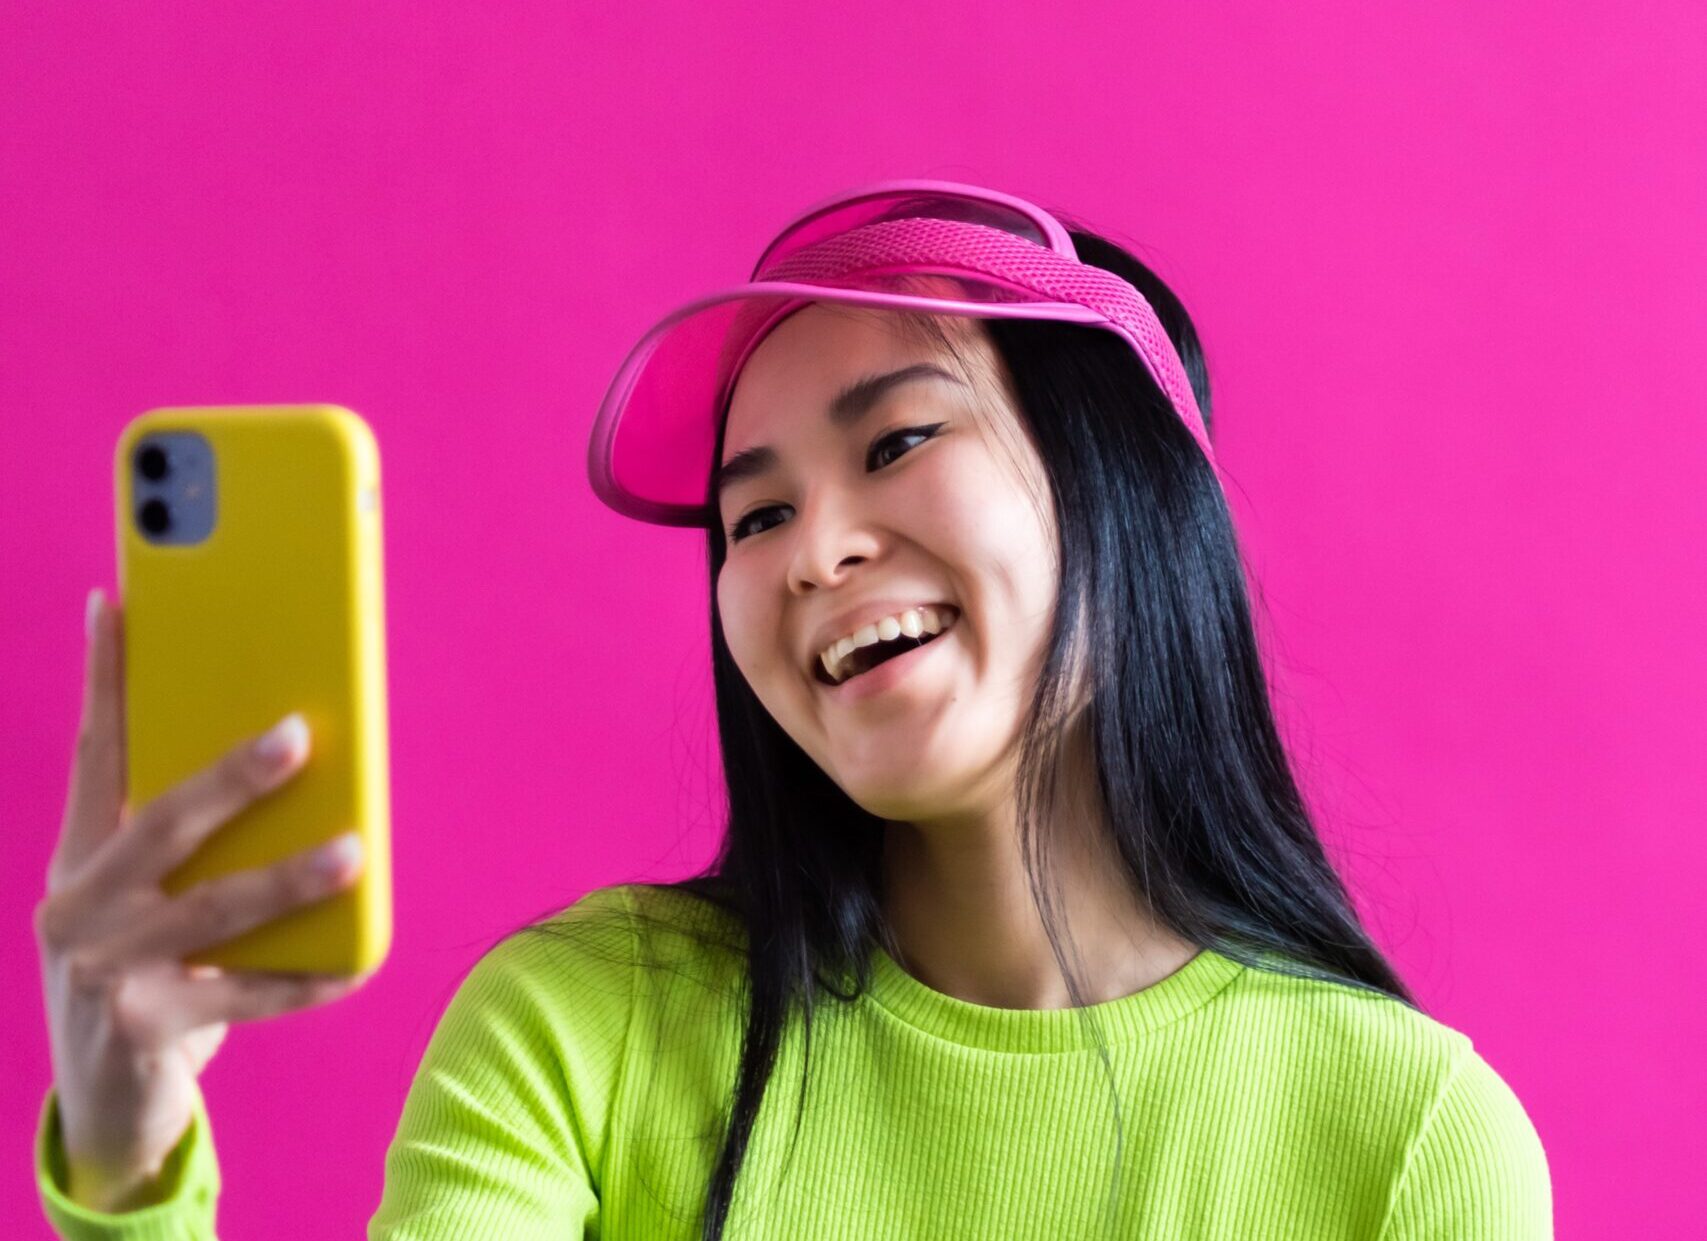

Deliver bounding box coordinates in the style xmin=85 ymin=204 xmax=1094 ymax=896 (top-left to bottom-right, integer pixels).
xmin=138 ymin=498 xmax=173 ymax=535
xmin=129 ymin=429 xmax=212 ymax=545
xmin=137 ymin=444 xmax=170 ymax=481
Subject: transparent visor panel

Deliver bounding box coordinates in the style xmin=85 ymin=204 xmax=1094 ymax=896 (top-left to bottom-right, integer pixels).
xmin=609 ymin=275 xmax=1057 ymax=516
xmin=753 ymin=192 xmax=1053 ymax=276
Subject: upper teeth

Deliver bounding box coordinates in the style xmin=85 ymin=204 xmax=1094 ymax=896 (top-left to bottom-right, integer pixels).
xmin=818 ymin=606 xmax=957 ymax=683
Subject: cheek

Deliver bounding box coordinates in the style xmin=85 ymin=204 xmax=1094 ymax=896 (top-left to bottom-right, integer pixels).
xmin=933 ymin=468 xmax=1059 ymax=648
xmin=926 ymin=464 xmax=1052 ymax=584
xmin=717 ymin=564 xmax=779 ymax=682
xmin=907 ymin=450 xmax=1009 ymax=547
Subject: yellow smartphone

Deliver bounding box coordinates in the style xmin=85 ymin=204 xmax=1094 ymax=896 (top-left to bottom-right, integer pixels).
xmin=115 ymin=403 xmax=392 ymax=977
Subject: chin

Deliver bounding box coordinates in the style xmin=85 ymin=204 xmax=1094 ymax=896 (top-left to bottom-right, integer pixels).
xmin=810 ymin=717 xmax=1004 ymax=817
xmin=831 ymin=766 xmax=968 ymax=824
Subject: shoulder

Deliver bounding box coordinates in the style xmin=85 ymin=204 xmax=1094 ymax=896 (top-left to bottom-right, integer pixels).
xmin=422 ymin=884 xmax=646 ymax=1073
xmin=1213 ymin=961 xmax=1552 ymax=1237
xmin=467 ymin=884 xmax=639 ymax=1002
xmin=470 ymin=882 xmax=748 ymax=1019
xmin=409 ymin=886 xmax=695 ymax=1155
xmin=376 ymin=885 xmax=652 ymax=1224
xmin=1377 ymin=1044 xmax=1553 ymax=1238
xmin=1211 ymin=957 xmax=1480 ymax=1112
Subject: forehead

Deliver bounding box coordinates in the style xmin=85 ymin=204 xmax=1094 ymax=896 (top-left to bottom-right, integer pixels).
xmin=722 ymin=302 xmax=991 ymax=450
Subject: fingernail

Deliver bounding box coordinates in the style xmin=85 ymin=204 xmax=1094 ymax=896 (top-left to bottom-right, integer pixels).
xmin=315 ymin=831 xmax=363 ymax=877
xmin=85 ymin=588 xmax=103 ymax=640
xmin=254 ymin=712 xmax=309 ymax=764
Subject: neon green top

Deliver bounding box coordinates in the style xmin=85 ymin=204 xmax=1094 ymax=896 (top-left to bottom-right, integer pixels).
xmin=37 ymin=883 xmax=1552 ymax=1239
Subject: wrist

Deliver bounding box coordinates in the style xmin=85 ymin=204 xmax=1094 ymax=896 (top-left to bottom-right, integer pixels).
xmin=61 ymin=1127 xmax=178 ymax=1213
xmin=65 ymin=1155 xmax=173 ymax=1213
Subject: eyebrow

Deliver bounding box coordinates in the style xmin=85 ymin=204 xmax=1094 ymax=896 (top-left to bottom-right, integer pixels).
xmin=713 ymin=363 xmax=965 ymax=502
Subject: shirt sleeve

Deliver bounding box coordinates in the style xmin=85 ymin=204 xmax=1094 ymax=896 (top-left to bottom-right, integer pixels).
xmin=368 ymin=884 xmax=640 ymax=1240
xmin=32 ymin=884 xmax=638 ymax=1241
xmin=1377 ymin=1044 xmax=1554 ymax=1240
xmin=35 ymin=1081 xmax=221 ymax=1240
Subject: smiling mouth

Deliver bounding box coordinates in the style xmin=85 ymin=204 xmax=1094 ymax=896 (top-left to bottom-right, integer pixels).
xmin=814 ymin=630 xmax=945 ymax=686
xmin=812 ymin=607 xmax=960 ymax=687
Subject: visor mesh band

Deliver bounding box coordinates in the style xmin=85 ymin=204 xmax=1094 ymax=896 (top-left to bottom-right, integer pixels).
xmin=744 ymin=217 xmax=1211 ymax=457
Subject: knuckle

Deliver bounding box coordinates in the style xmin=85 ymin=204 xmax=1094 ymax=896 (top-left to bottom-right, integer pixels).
xmin=280 ymin=858 xmax=323 ymax=905
xmin=236 ymin=973 xmax=297 ymax=1019
xmin=225 ymin=969 xmax=329 ymax=1022
xmin=291 ymin=977 xmax=334 ymax=1008
xmin=73 ymin=726 xmax=100 ymax=766
xmin=64 ymin=948 xmax=116 ymax=994
xmin=183 ymin=882 xmax=238 ymax=936
xmin=33 ymin=895 xmax=71 ymax=948
xmin=130 ymin=797 xmax=189 ymax=856
xmin=218 ymin=750 xmax=269 ymax=802
xmin=110 ymin=975 xmax=156 ymax=1033
xmin=261 ymin=864 xmax=297 ymax=909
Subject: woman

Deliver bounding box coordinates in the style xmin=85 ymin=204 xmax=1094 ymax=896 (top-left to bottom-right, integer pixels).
xmin=35 ymin=181 xmax=1552 ymax=1238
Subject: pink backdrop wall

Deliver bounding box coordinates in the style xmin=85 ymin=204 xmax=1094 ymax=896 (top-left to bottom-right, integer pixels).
xmin=4 ymin=4 xmax=1700 ymax=1235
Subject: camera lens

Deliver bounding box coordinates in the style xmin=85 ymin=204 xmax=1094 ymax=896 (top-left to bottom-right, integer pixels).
xmin=139 ymin=498 xmax=172 ymax=534
xmin=137 ymin=444 xmax=169 ymax=481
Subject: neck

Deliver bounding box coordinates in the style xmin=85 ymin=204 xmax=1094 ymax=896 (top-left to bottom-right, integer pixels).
xmin=878 ymin=720 xmax=1199 ymax=1010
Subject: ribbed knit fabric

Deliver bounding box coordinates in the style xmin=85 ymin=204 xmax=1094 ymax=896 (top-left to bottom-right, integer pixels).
xmin=37 ymin=883 xmax=1553 ymax=1239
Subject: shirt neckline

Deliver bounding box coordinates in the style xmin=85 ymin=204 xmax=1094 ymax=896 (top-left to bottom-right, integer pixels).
xmin=863 ymin=940 xmax=1246 ymax=1054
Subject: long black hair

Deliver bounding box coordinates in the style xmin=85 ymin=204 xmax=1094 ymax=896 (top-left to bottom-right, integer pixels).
xmin=523 ymin=223 xmax=1417 ymax=1239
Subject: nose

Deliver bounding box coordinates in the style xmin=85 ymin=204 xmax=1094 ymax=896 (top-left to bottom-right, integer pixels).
xmin=786 ymin=490 xmax=883 ymax=594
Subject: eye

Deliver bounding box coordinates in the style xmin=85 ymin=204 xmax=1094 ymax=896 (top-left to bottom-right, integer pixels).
xmin=725 ymin=423 xmax=946 ymax=543
xmin=868 ymin=422 xmax=944 ymax=470
xmin=728 ymin=505 xmax=788 ymax=542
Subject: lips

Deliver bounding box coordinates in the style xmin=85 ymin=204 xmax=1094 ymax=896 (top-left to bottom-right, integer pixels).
xmin=814 ymin=625 xmax=945 ymax=686
xmin=804 ymin=602 xmax=960 ymax=683
xmin=819 ymin=619 xmax=956 ymax=702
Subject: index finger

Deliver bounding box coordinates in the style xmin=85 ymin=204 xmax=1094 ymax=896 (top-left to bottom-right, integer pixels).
xmin=51 ymin=588 xmax=127 ymax=887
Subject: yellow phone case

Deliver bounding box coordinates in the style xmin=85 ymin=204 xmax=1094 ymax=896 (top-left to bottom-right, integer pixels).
xmin=115 ymin=404 xmax=391 ymax=977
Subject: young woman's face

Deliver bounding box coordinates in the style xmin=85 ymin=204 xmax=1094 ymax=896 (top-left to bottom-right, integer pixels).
xmin=715 ymin=302 xmax=1059 ymax=823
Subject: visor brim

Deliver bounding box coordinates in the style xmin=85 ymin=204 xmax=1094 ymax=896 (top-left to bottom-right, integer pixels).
xmin=588 ymin=279 xmax=1118 ymax=527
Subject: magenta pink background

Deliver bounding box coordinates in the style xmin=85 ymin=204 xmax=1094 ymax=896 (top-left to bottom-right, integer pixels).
xmin=4 ymin=4 xmax=1701 ymax=1235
